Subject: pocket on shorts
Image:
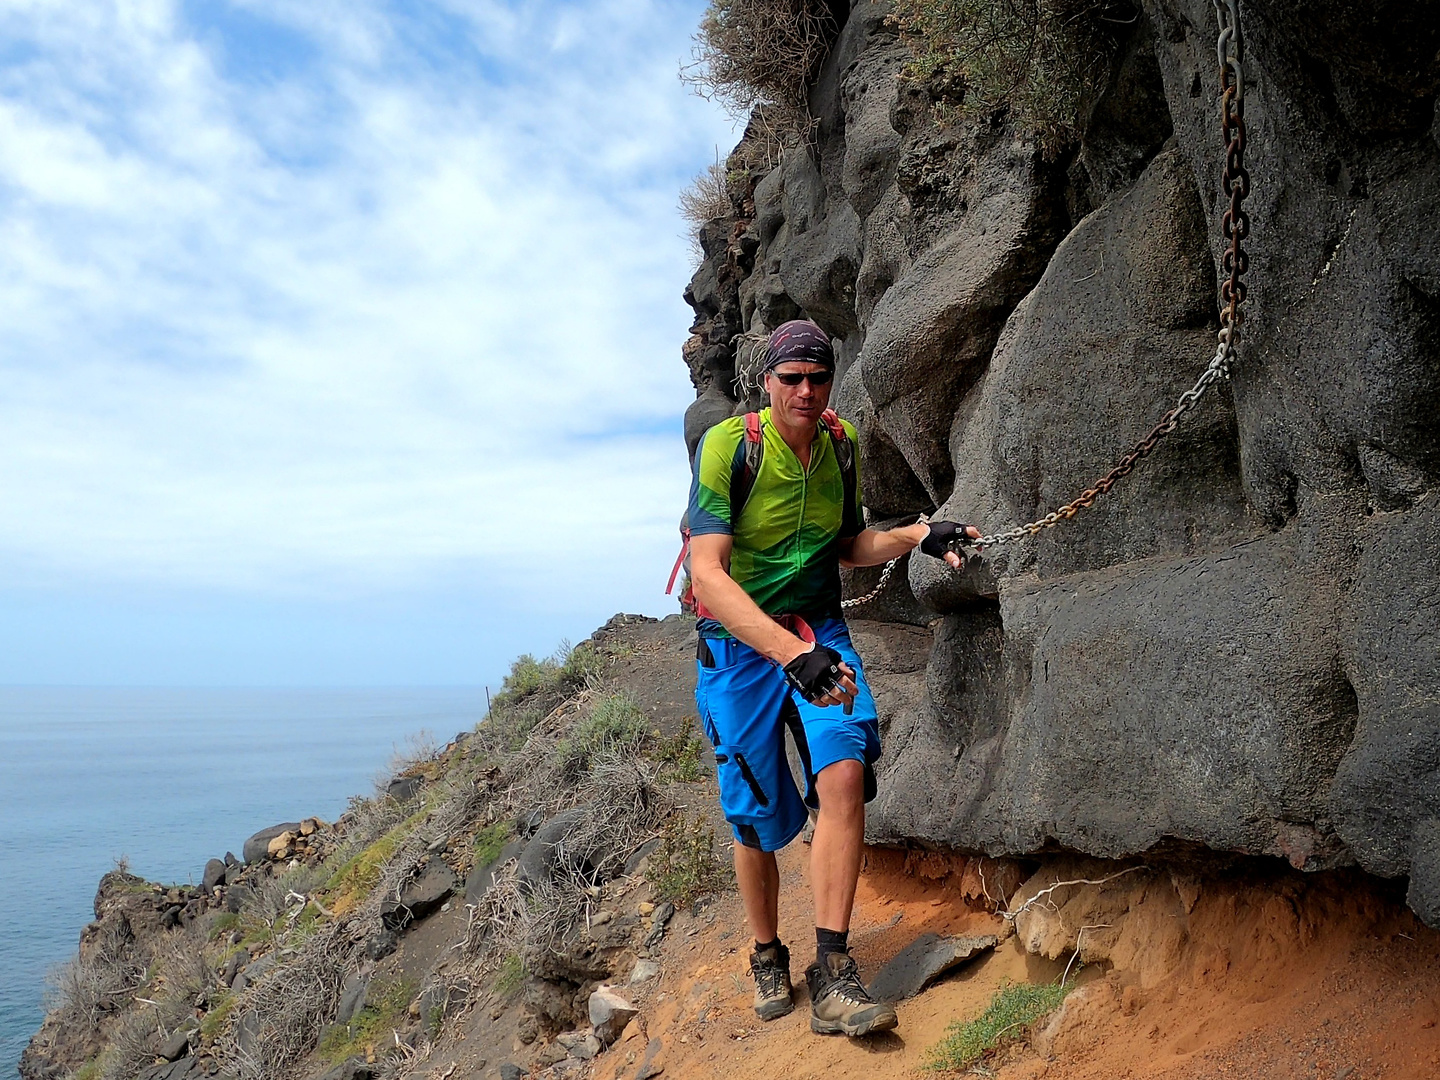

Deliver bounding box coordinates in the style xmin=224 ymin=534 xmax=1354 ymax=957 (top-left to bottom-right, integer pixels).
xmin=713 ymin=744 xmax=771 ymax=820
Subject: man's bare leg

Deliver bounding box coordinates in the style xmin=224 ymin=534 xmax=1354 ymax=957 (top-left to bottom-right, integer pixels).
xmin=805 ymin=758 xmax=897 ymax=1035
xmin=734 ymin=842 xmax=780 ymax=943
xmin=810 ymin=759 xmax=865 ymax=931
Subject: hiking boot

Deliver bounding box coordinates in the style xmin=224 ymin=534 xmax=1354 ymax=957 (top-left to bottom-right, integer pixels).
xmin=805 ymin=951 xmax=897 ymax=1037
xmin=750 ymin=942 xmax=794 ymax=1020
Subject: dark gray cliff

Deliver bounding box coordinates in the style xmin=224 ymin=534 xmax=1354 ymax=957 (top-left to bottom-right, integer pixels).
xmin=682 ymin=1 xmax=1440 ymax=923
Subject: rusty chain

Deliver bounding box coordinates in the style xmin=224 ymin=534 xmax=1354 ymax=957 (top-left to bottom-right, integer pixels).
xmin=841 ymin=516 xmax=927 ymax=609
xmin=963 ymin=0 xmax=1250 ymax=553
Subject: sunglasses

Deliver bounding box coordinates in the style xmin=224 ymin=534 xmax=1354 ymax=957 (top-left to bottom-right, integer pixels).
xmin=769 ymin=369 xmax=834 ymax=386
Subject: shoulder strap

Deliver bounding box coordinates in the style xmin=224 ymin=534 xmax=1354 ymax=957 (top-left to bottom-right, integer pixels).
xmin=729 ymin=412 xmax=765 ymax=527
xmin=822 ymin=409 xmax=859 ymax=534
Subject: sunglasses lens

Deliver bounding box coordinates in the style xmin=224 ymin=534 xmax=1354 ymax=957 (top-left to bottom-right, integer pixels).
xmin=775 ymin=371 xmax=833 ymax=386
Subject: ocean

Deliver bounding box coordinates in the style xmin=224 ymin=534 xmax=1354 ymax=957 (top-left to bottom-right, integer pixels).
xmin=0 ymin=686 xmax=487 ymax=1077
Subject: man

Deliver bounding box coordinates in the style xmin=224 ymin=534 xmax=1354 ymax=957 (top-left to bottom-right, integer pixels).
xmin=687 ymin=319 xmax=977 ymax=1037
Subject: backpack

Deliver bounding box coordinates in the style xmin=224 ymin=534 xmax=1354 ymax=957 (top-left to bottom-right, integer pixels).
xmin=667 ymin=409 xmax=857 ymax=616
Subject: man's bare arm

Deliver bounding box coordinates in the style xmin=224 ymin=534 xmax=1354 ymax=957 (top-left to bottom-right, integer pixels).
xmin=838 ymin=523 xmax=977 ymax=569
xmin=690 ymin=533 xmax=857 ymax=707
xmin=690 ymin=533 xmax=812 ymax=665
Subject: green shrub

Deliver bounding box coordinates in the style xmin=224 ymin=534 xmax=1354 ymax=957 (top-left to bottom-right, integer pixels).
xmin=645 ymin=812 xmax=733 ymax=908
xmin=493 ymin=954 xmax=526 ymax=999
xmin=553 ymin=693 xmax=650 ymax=776
xmin=889 ymin=0 xmax=1120 ymax=158
xmin=500 ymin=653 xmax=560 ymax=699
xmin=206 ymin=911 xmax=240 ymax=942
xmin=653 ymin=732 xmax=706 ymax=783
xmin=199 ymin=991 xmax=236 ymax=1045
xmin=492 ymin=641 xmax=606 ymax=710
xmin=558 ymin=641 xmax=605 ymax=686
xmin=472 ymin=821 xmax=513 ymax=868
xmin=483 ymin=706 xmax=542 ymax=752
xmin=316 ymin=975 xmax=417 ymax=1063
xmin=924 ymin=979 xmax=1069 ymax=1071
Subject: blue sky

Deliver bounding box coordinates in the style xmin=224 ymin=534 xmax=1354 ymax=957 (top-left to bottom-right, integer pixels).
xmin=0 ymin=0 xmax=736 ymax=685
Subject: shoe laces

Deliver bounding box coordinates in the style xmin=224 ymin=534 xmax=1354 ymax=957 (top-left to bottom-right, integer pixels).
xmin=820 ymin=954 xmax=874 ymax=1006
xmin=751 ymin=950 xmax=788 ymax=998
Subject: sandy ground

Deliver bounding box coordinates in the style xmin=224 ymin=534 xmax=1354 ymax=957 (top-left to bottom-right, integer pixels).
xmin=588 ymin=841 xmax=1440 ymax=1080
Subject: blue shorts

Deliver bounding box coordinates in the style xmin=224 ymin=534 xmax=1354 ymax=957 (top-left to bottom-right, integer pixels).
xmin=694 ymin=619 xmax=880 ymax=852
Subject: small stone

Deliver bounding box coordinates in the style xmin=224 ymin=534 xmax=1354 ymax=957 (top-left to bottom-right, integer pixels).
xmin=638 ymin=902 xmax=655 ymax=915
xmin=499 ymin=1065 xmax=525 ymax=1080
xmin=202 ymin=859 xmax=227 ymax=891
xmin=266 ymin=832 xmax=295 ymax=858
xmin=300 ymin=818 xmax=318 ymax=836
xmin=636 ymin=1037 xmax=664 ymax=1079
xmin=591 ymin=910 xmax=612 ymax=926
xmin=628 ymin=959 xmax=660 ymax=985
xmin=159 ymin=1030 xmax=190 ymax=1061
xmin=555 ymin=1031 xmax=600 ymax=1060
xmin=588 ymin=986 xmax=639 ymax=1046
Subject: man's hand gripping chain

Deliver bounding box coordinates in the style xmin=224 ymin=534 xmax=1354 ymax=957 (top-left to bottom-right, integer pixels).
xmin=920 ymin=521 xmax=978 ymax=561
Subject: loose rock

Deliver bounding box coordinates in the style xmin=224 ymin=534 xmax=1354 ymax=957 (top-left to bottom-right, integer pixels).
xmin=588 ymin=986 xmax=638 ymax=1046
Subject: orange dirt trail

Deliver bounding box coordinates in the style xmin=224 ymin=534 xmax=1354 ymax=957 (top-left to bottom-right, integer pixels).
xmin=609 ymin=843 xmax=1440 ymax=1080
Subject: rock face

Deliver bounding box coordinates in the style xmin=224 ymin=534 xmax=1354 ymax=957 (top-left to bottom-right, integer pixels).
xmin=682 ymin=0 xmax=1440 ymax=923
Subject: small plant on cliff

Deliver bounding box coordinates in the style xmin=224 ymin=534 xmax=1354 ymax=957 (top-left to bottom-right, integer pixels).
xmin=888 ymin=0 xmax=1127 ymax=158
xmin=645 ymin=810 xmax=733 ymax=908
xmin=316 ymin=974 xmax=418 ymax=1063
xmin=552 ymin=692 xmax=650 ymax=779
xmin=492 ymin=953 xmax=526 ymax=999
xmin=679 ymin=158 xmax=734 ymax=263
xmin=924 ymin=979 xmax=1069 ymax=1071
xmin=46 ymin=919 xmax=147 ymax=1025
xmin=472 ymin=819 xmax=513 ymax=867
xmin=653 ymin=731 xmax=706 ymax=783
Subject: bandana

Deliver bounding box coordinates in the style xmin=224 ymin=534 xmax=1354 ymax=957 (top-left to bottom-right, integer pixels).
xmin=762 ymin=319 xmax=834 ymax=373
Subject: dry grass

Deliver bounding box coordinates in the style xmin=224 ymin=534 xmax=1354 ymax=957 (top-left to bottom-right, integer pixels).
xmin=680 ymin=158 xmax=734 ymax=263
xmin=462 ymin=744 xmax=670 ymax=976
xmin=222 ymin=920 xmax=359 ymax=1080
xmin=45 ymin=919 xmax=148 ymax=1027
xmin=686 ymin=0 xmax=839 ymax=117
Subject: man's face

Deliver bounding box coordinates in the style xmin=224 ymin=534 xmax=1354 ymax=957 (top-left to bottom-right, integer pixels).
xmin=764 ymin=361 xmax=833 ymax=428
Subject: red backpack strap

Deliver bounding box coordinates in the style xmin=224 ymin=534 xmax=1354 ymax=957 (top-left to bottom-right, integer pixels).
xmin=730 ymin=412 xmax=765 ymax=526
xmin=821 ymin=409 xmax=860 ymax=536
xmin=666 ymin=530 xmax=689 ymax=595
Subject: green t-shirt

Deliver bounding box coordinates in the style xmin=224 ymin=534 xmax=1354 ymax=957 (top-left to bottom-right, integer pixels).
xmin=687 ymin=408 xmax=863 ymax=636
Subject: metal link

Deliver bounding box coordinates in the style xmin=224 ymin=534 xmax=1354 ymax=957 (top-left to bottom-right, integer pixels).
xmin=965 ymin=0 xmax=1250 ymax=555
xmin=841 ymin=515 xmax=927 ymax=609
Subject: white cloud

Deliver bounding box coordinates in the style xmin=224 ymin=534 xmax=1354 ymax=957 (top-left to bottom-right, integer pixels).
xmin=0 ymin=0 xmax=734 ymax=610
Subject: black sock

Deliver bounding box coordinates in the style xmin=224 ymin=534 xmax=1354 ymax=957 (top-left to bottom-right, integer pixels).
xmin=755 ymin=937 xmax=781 ymax=954
xmin=816 ymin=927 xmax=848 ymax=963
